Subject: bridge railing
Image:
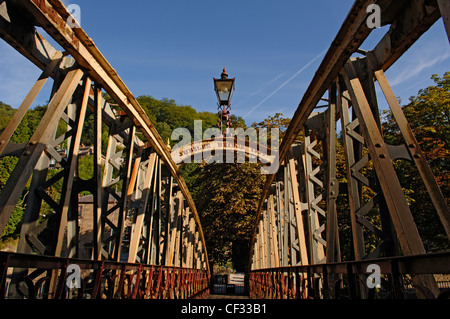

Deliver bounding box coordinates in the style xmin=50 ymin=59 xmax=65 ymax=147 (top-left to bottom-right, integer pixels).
xmin=249 ymin=0 xmax=450 ymax=300
xmin=249 ymin=252 xmax=450 ymax=299
xmin=0 ymin=251 xmax=209 ymax=299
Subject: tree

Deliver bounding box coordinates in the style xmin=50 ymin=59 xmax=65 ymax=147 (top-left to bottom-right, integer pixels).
xmin=189 ymin=161 xmax=266 ymax=271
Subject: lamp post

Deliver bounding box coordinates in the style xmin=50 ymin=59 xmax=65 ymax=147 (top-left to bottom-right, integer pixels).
xmin=213 ymin=68 xmax=235 ymax=136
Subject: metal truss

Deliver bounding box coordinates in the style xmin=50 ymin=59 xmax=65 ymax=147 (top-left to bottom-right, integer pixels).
xmin=249 ymin=252 xmax=450 ymax=299
xmin=0 ymin=0 xmax=209 ymax=299
xmin=250 ymin=0 xmax=450 ymax=299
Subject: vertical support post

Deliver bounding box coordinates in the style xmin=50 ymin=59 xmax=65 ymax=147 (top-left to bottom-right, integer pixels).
xmin=325 ymin=83 xmax=340 ymax=263
xmin=0 ymin=52 xmax=63 ymax=156
xmin=338 ymin=86 xmax=366 ymax=260
xmin=287 ymin=154 xmax=309 ymax=266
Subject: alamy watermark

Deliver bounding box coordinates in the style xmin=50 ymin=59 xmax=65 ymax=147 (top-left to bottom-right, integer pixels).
xmin=170 ymin=120 xmax=280 ymax=175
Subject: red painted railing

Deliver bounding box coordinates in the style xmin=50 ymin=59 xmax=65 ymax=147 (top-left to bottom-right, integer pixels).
xmin=249 ymin=252 xmax=450 ymax=299
xmin=0 ymin=252 xmax=209 ymax=299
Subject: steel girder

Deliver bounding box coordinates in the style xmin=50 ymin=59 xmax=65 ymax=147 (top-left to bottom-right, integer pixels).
xmin=0 ymin=0 xmax=209 ymax=299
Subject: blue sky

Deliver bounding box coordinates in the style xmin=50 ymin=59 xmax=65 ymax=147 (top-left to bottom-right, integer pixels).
xmin=0 ymin=0 xmax=449 ymax=126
